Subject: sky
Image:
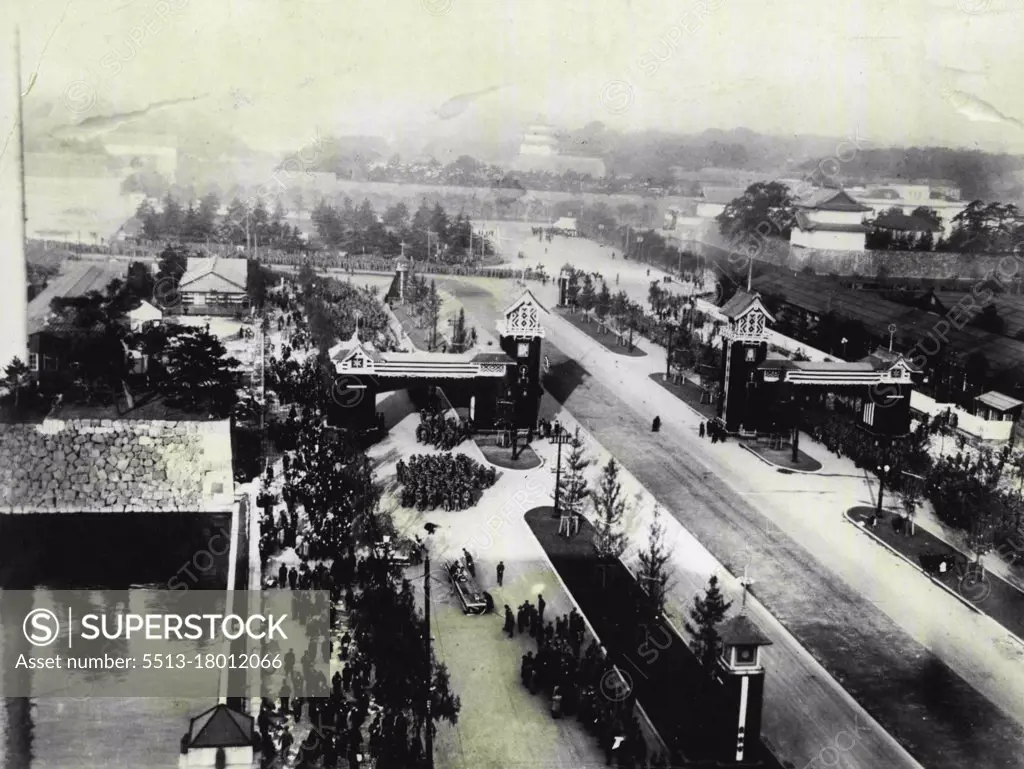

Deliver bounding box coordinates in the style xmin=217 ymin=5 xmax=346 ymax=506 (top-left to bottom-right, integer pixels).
xmin=9 ymin=0 xmax=1024 ymax=153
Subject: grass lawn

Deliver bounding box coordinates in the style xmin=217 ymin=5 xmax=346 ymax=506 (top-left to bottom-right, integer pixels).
xmin=741 ymin=441 xmax=823 ymax=473
xmin=648 ymin=373 xmax=717 ymax=421
xmin=473 ymin=433 xmax=542 ymax=469
xmin=557 ymin=310 xmax=647 ymax=357
xmin=524 ymin=505 xmax=782 ymax=768
xmin=847 ymin=506 xmax=1024 ymax=640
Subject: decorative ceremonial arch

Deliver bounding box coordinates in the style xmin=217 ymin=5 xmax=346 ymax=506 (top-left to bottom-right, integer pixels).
xmin=328 ymin=288 xmax=548 ymax=431
xmin=718 ymin=289 xmax=920 ymax=435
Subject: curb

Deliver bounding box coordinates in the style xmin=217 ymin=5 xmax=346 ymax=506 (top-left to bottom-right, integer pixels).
xmin=738 ymin=442 xmax=823 ymax=476
xmin=523 ymin=516 xmax=672 ymax=759
xmin=842 ymin=511 xmax=981 ymax=616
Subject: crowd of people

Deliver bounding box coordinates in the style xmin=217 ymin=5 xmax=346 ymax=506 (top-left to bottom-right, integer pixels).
xmin=415 ymin=411 xmax=470 ymax=450
xmin=396 ymin=452 xmax=497 ymax=511
xmin=502 ymin=595 xmax=665 ymax=768
xmin=697 ymin=420 xmax=728 ymax=443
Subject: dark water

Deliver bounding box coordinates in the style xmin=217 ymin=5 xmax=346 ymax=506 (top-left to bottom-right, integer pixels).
xmin=0 ymin=512 xmax=233 ymax=769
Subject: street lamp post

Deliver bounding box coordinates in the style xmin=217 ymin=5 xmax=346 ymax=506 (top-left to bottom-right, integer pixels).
xmin=876 ymin=464 xmax=891 ymax=517
xmin=665 ymin=321 xmax=675 ymax=381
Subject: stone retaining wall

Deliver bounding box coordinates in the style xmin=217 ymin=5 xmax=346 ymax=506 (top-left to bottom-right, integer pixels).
xmin=686 ymin=227 xmax=1022 ymax=284
xmin=0 ymin=419 xmax=235 ymax=513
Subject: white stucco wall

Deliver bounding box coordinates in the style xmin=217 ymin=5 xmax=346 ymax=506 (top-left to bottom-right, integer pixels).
xmin=697 ymin=202 xmax=727 ymax=219
xmin=790 ymin=228 xmax=865 ymax=251
xmin=804 ymin=209 xmax=865 ymax=226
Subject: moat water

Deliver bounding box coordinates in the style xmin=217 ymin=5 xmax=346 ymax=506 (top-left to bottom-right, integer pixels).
xmin=0 ymin=512 xmax=234 ymax=769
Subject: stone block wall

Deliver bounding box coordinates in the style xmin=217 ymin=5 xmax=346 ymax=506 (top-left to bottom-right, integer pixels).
xmin=0 ymin=419 xmax=234 ymax=513
xmin=687 ymin=226 xmax=1023 ymax=285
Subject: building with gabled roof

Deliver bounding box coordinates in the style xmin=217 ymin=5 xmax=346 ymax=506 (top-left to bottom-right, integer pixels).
xmin=790 ymin=189 xmax=872 ymax=251
xmin=0 ymin=418 xmax=235 ymax=514
xmin=178 ymin=256 xmax=249 ymax=316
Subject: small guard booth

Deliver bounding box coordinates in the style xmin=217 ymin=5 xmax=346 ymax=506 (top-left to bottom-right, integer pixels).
xmin=712 ymin=614 xmax=773 ymax=765
xmin=179 ymin=703 xmax=256 ymax=768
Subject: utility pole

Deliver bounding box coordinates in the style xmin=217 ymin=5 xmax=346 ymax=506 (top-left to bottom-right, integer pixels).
xmin=876 ymin=464 xmax=890 ymax=517
xmin=665 ymin=322 xmax=674 ymax=380
xmin=423 ymin=543 xmax=434 ymax=769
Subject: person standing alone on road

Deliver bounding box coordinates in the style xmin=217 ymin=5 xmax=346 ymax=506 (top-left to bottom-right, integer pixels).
xmin=699 ymin=421 xmax=705 ymax=439
xmin=496 ymin=561 xmax=505 ymax=586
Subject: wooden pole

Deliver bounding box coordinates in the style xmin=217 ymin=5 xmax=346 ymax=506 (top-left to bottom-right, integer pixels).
xmin=423 ymin=546 xmax=433 ymax=769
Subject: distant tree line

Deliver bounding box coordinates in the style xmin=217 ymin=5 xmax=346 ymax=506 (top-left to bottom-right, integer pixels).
xmin=311 ymin=198 xmax=492 ymax=264
xmin=135 ymin=192 xmax=307 ymax=251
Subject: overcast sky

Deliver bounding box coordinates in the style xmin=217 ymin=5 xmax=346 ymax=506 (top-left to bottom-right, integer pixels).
xmin=11 ymin=0 xmax=1024 ymax=153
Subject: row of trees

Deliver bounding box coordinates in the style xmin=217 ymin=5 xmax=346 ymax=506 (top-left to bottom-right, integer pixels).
xmin=556 ymin=429 xmax=738 ymax=677
xmin=135 ymin=193 xmax=307 ymax=251
xmin=311 ymin=199 xmax=492 ymax=264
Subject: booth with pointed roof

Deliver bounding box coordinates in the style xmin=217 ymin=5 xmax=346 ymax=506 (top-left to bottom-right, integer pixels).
xmin=712 ymin=614 xmax=773 ymax=765
xmin=179 ymin=703 xmax=255 ymax=768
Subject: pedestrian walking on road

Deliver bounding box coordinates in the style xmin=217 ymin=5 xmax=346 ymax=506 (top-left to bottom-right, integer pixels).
xmin=504 ymin=605 xmax=515 ymax=638
xmin=699 ymin=421 xmax=705 ymax=439
xmin=521 ymin=652 xmax=534 ymax=685
xmin=496 ymin=561 xmax=505 ymax=586
xmin=537 ymin=593 xmax=546 ymax=624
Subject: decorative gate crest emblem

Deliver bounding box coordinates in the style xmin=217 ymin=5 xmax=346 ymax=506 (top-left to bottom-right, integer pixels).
xmin=503 ymin=292 xmax=547 ymax=338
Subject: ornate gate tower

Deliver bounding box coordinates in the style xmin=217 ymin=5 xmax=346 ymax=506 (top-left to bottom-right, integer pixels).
xmin=718 ymin=291 xmax=774 ymax=433
xmin=498 ymin=291 xmax=546 ymax=429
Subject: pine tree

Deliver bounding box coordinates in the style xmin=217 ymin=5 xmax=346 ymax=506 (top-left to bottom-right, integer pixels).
xmin=560 ymin=427 xmax=592 ymax=520
xmin=578 ymin=276 xmax=597 ymax=318
xmin=426 ymin=280 xmax=442 ymax=349
xmin=637 ymin=507 xmax=672 ymax=621
xmin=452 ymin=308 xmax=468 ymax=351
xmin=4 ymin=358 xmax=30 ymax=410
xmin=591 ymin=456 xmax=628 ymax=560
xmin=684 ymin=575 xmax=732 ymax=672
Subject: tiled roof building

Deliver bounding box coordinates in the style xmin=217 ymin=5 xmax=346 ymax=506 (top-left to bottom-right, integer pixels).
xmin=0 ymin=419 xmax=235 ymax=513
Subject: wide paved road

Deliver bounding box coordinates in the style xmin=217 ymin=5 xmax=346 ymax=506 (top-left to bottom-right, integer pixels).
xmin=437 ymin=271 xmax=1024 ymax=769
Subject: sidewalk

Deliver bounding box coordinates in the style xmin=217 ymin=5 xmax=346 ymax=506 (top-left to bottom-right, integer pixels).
xmin=367 ymin=407 xmax=638 ymax=769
